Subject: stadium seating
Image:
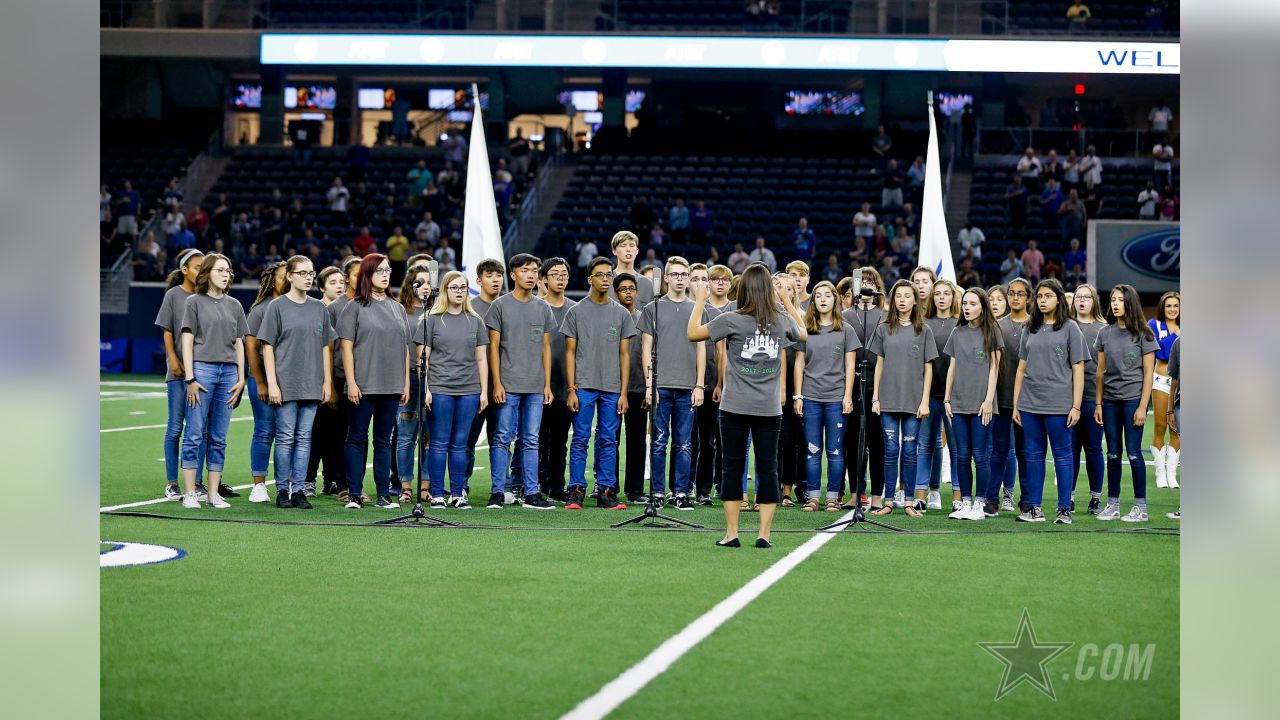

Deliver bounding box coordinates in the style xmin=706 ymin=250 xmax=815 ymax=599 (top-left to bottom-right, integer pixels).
xmin=268 ymin=0 xmax=473 ymax=29
xmin=1006 ymin=1 xmax=1178 ymax=36
xmin=100 ymin=144 xmax=195 ymax=218
xmin=601 ymin=1 xmax=850 ymax=32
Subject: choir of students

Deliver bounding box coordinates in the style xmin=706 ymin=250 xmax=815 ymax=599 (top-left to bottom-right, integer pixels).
xmin=164 ymin=237 xmax=1180 ymax=530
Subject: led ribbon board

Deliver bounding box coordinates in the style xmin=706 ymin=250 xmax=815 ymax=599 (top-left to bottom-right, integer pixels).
xmin=261 ymin=34 xmax=1179 ymax=75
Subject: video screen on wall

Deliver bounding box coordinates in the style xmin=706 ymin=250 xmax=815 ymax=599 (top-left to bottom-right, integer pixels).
xmin=232 ymin=84 xmax=262 ymax=109
xmin=935 ymin=92 xmax=975 ymax=116
xmin=428 ymin=88 xmax=490 ymax=111
xmin=557 ymin=89 xmax=646 ymax=113
xmin=783 ymin=90 xmax=865 ymax=116
xmin=285 ymin=85 xmax=337 ymax=110
xmin=358 ymin=88 xmax=396 ymax=110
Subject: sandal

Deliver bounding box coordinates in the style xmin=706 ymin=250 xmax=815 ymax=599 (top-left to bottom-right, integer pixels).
xmin=337 ymin=489 xmax=350 ymax=503
xmin=802 ymin=498 xmax=820 ymax=512
xmin=781 ymin=497 xmax=795 ymax=508
xmin=905 ymin=500 xmax=926 ymax=518
xmin=359 ymin=493 xmax=372 ymax=506
xmin=739 ymin=500 xmax=751 ymax=512
xmin=418 ymin=489 xmax=431 ymax=503
xmin=400 ymin=489 xmax=413 ymax=504
xmin=870 ymin=504 xmax=893 ymax=516
xmin=825 ymin=499 xmax=841 ymax=512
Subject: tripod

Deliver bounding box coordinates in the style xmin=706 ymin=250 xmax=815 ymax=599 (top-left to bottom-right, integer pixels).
xmin=376 ymin=283 xmax=463 ymax=528
xmin=817 ymin=292 xmax=903 ymax=533
xmin=612 ymin=294 xmax=704 ymax=530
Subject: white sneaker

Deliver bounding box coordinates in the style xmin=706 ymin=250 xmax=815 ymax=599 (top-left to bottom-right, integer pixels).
xmin=927 ymin=490 xmax=943 ymax=511
xmin=181 ymin=493 xmax=200 ymax=509
xmin=1166 ymin=509 xmax=1180 ymax=520
xmin=966 ymin=500 xmax=986 ymax=520
xmin=1166 ymin=448 xmax=1180 ymax=489
xmin=1120 ymin=505 xmax=1148 ymax=523
xmin=503 ymin=492 xmax=517 ymax=506
xmin=1152 ymin=446 xmax=1168 ymax=488
xmin=164 ymin=483 xmax=182 ymax=500
xmin=207 ymin=492 xmax=231 ymax=509
xmin=892 ymin=489 xmax=905 ymax=508
xmin=948 ymin=499 xmax=970 ymax=519
xmin=345 ymin=498 xmax=362 ymax=509
xmin=999 ymin=491 xmax=1015 ymax=512
xmin=249 ymin=484 xmax=271 ymax=503
xmin=1096 ymin=502 xmax=1121 ymax=520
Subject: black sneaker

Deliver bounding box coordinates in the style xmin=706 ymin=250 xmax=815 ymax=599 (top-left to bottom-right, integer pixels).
xmin=626 ymin=493 xmax=646 ymax=504
xmin=651 ymin=494 xmax=666 ymax=510
xmin=218 ymin=483 xmax=240 ymax=498
xmin=276 ymin=490 xmax=292 ymax=508
xmin=1016 ymin=506 xmax=1046 ymax=522
xmin=1087 ymin=497 xmax=1101 ymax=515
xmin=1054 ymin=508 xmax=1072 ymax=524
xmin=322 ymin=481 xmax=339 ymax=495
xmin=292 ymin=491 xmax=312 ymax=509
xmin=696 ymin=494 xmax=713 ymax=507
xmin=1068 ymin=499 xmax=1076 ymax=512
xmin=564 ymin=486 xmax=586 ymax=510
xmin=983 ymin=502 xmax=999 ymax=518
xmin=374 ymin=495 xmax=399 ymax=510
xmin=164 ymin=483 xmax=181 ymax=500
xmin=1018 ymin=501 xmax=1032 ymax=515
xmin=673 ymin=494 xmax=695 ymax=511
xmin=523 ymin=493 xmax=555 ymax=510
xmin=597 ymin=488 xmax=628 ymax=510
xmin=548 ymin=487 xmax=569 ymax=504
xmin=588 ymin=487 xmax=600 ymax=500
xmin=486 ymin=492 xmax=504 ymax=509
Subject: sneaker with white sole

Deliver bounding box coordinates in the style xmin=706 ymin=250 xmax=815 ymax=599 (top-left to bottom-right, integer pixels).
xmin=1016 ymin=506 xmax=1045 ymax=522
xmin=303 ymin=481 xmax=317 ymax=497
xmin=892 ymin=489 xmax=906 ymax=508
xmin=1096 ymin=502 xmax=1121 ymax=520
xmin=249 ymin=484 xmax=271 ymax=503
xmin=1054 ymin=508 xmax=1073 ymax=524
xmin=948 ymin=499 xmax=970 ymax=520
xmin=181 ymin=493 xmax=200 ymax=509
xmin=207 ymin=493 xmax=230 ymax=509
xmin=1120 ymin=505 xmax=1148 ymax=523
xmin=165 ymin=483 xmax=182 ymax=500
xmin=1000 ymin=489 xmax=1015 ymax=512
xmin=967 ymin=500 xmax=987 ymax=520
xmin=430 ymin=497 xmax=447 ymax=509
xmin=345 ymin=498 xmax=361 ymax=509
xmin=195 ymin=483 xmax=209 ymax=502
xmin=1166 ymin=509 xmax=1180 ymax=520
xmin=453 ymin=495 xmax=472 ymax=510
xmin=503 ymin=492 xmax=517 ymax=506
xmin=375 ymin=495 xmax=400 ymax=510
xmin=927 ymin=491 xmax=943 ymax=511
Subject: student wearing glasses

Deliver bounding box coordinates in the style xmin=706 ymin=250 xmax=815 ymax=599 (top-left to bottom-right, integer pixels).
xmin=244 ymin=262 xmax=287 ymax=503
xmin=396 ymin=263 xmax=433 ymax=504
xmin=992 ymin=279 xmax=1032 ymax=514
xmin=694 ymin=264 xmax=733 ymax=504
xmin=612 ymin=273 xmax=650 ymax=504
xmin=338 ymin=254 xmax=411 ymax=510
xmin=537 ymin=258 xmax=576 ymax=503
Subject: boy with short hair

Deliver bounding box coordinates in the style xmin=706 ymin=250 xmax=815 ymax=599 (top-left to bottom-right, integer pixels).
xmin=609 ymin=231 xmax=655 ymax=306
xmin=537 ymin=257 xmax=576 ymax=502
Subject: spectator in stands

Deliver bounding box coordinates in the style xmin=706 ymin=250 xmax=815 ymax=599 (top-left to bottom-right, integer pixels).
xmin=853 ymin=202 xmax=877 ymax=242
xmin=100 ymin=184 xmax=112 ymax=223
xmin=347 ymin=143 xmax=370 ymax=182
xmin=415 ymin=211 xmax=441 ymax=246
xmin=1038 ymin=178 xmax=1065 ymax=224
xmin=821 ymin=254 xmax=843 ymax=284
xmin=161 ymin=203 xmax=185 ymax=243
xmin=354 ymin=227 xmax=377 ymax=257
xmin=264 ymin=243 xmax=283 ymax=267
xmin=899 ymin=202 xmax=918 ymax=234
xmin=896 ymin=226 xmax=918 ymax=257
xmin=508 ymin=128 xmax=531 ymax=182
xmin=705 ymin=247 xmax=722 ymax=267
xmin=639 ymin=248 xmax=662 ymax=271
xmin=957 ymin=257 xmax=981 ymax=289
xmin=1001 ymin=248 xmax=1022 ymax=285
xmin=100 ymin=208 xmax=119 ymax=264
xmin=130 ymin=233 xmax=165 ymax=281
xmin=690 ymin=199 xmax=714 ymax=243
xmin=1138 ymin=182 xmax=1161 ymax=220
xmin=437 ymin=160 xmax=462 ymax=200
xmin=494 ymin=170 xmax=515 ymax=225
xmin=436 ymin=238 xmax=457 ymax=273
xmin=421 ymin=180 xmax=443 ymax=218
xmin=1160 ymin=185 xmax=1179 ymax=221
xmin=1149 ymin=98 xmax=1174 ymax=133
xmin=293 ymin=124 xmax=313 ymax=164
xmin=187 ymin=204 xmax=209 ymax=242
xmin=1066 ymin=0 xmax=1091 ymax=34
xmin=1021 ymin=239 xmax=1045 ymax=284
xmin=391 ymin=95 xmax=411 ymax=145
xmin=576 ymin=238 xmax=598 ymax=272
xmin=1017 ymin=147 xmax=1043 ymax=194
xmin=958 ymin=220 xmax=985 ymax=259
xmin=445 ymin=217 xmax=463 ymax=244
xmin=848 ymin=236 xmax=871 ymax=268
xmin=406 ymin=161 xmax=433 ymax=208
xmin=171 ymin=220 xmax=197 ymax=257
xmin=749 ymin=235 xmax=777 ymax=272
xmin=381 ymin=193 xmax=398 ymax=225
xmin=668 ymin=198 xmax=690 ymax=243
xmin=871 ymin=125 xmax=893 ymax=169
xmin=162 ymin=178 xmax=183 ymax=208
xmin=1004 ymin=175 xmax=1028 ymax=230
xmin=882 ymin=159 xmax=905 ymax=209
xmin=878 ymin=254 xmax=901 ymax=284
xmin=387 ymin=226 xmax=410 ymax=284
xmin=210 ymin=193 xmax=232 ymax=239
xmin=240 ymin=243 xmax=264 ymax=280
xmin=327 ymin=177 xmax=351 ymax=226
xmin=728 ymin=243 xmax=751 ymax=274
xmin=1144 ymin=1 xmax=1168 ymax=32
xmin=114 ymin=180 xmax=142 ymax=242
xmin=791 ymin=217 xmax=817 ymax=263
xmin=961 ymin=104 xmax=976 ymax=160
xmin=649 ymin=222 xmax=668 ymax=250
xmin=442 ymin=131 xmax=468 ymax=166
xmin=1064 ymin=238 xmax=1086 ymax=289
xmin=495 ymin=159 xmax=513 ymax=186
xmin=1061 ymin=149 xmax=1081 ymax=195
xmin=1152 ymin=138 xmax=1175 ymax=189
xmin=1060 ymin=188 xmax=1086 ymax=244
xmin=1040 ymin=102 xmax=1059 ymax=129
xmin=907 ymin=155 xmax=926 ymax=206
xmin=1043 ymin=149 xmax=1062 ymax=187
xmin=1080 ymin=144 xmax=1102 ymax=190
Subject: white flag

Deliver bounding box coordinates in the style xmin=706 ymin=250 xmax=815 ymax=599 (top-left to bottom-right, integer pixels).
xmin=918 ymin=98 xmax=956 ymax=282
xmin=461 ymin=83 xmax=504 ymax=291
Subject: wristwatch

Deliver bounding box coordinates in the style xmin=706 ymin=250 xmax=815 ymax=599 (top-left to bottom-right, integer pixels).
xmin=792 ymin=394 xmax=803 ymax=400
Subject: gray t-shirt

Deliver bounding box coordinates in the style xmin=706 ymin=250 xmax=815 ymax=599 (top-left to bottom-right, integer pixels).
xmin=942 ymin=323 xmax=1004 ymax=415
xmin=1095 ymin=324 xmax=1158 ymax=402
xmin=868 ymin=322 xmax=938 ymax=414
xmin=708 ymin=311 xmax=800 ymax=417
xmin=924 ymin=316 xmax=958 ymax=398
xmin=485 ymin=293 xmax=557 ymax=395
xmin=1167 ymin=337 xmax=1180 ymax=408
xmin=246 ymin=300 xmax=272 ymax=367
xmin=337 ymin=297 xmax=410 ymax=396
xmin=796 ymin=323 xmax=861 ymax=402
xmin=546 ymin=299 xmax=576 ymax=402
xmin=417 ymin=311 xmax=488 ymax=395
xmin=996 ymin=316 xmax=1027 ymax=410
xmin=701 ymin=302 xmax=732 ymax=388
xmin=842 ymin=304 xmax=885 ymax=374
xmin=627 ymin=308 xmax=646 ymax=394
xmin=609 ymin=271 xmax=654 ymax=306
xmin=561 ymin=297 xmax=638 ymax=394
xmin=472 ymin=295 xmax=494 ymax=319
xmin=405 ymin=305 xmax=428 ymax=370
xmin=637 ymin=297 xmax=701 ymax=390
xmin=257 ymin=295 xmax=337 ymax=402
xmin=155 ymin=285 xmax=194 ymax=381
xmin=1017 ymin=320 xmax=1089 ymax=414
xmin=180 ymin=293 xmax=248 ymax=365
xmin=328 ymin=296 xmax=350 ymax=379
xmin=1075 ymin=320 xmax=1104 ymax=400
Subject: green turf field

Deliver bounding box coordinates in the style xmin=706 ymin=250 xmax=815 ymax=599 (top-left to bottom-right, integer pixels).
xmin=100 ymin=375 xmax=1179 ymax=718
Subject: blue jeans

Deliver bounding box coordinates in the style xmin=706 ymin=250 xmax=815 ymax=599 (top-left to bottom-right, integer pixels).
xmin=916 ymin=397 xmax=957 ymax=491
xmin=396 ymin=370 xmax=425 ymax=486
xmin=274 ymin=400 xmax=318 ymax=494
xmin=879 ymin=412 xmax=920 ymax=497
xmin=650 ymin=389 xmax=693 ymax=496
xmin=950 ymin=413 xmax=992 ymax=500
xmin=165 ymin=379 xmax=204 ymax=483
xmin=1073 ymin=397 xmax=1105 ymax=496
xmin=803 ymin=400 xmax=846 ymax=497
xmin=182 ymin=362 xmax=238 ymax=472
xmin=569 ymin=389 xmax=622 ymax=490
xmin=428 ymin=393 xmax=480 ymax=498
xmin=991 ymin=410 xmax=1027 ymax=501
xmin=345 ymin=394 xmax=399 ymax=498
xmin=1020 ymin=411 xmax=1074 ymax=509
xmin=492 ymin=392 xmax=544 ymax=495
xmin=247 ymin=375 xmax=277 ymax=477
xmin=1102 ymin=398 xmax=1147 ymax=501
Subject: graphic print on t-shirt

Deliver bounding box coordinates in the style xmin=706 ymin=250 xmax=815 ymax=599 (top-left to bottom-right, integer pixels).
xmin=529 ymin=324 xmax=545 ymax=343
xmin=740 ymin=328 xmax=781 ymax=361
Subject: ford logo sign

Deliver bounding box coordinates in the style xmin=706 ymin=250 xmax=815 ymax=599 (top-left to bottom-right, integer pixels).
xmin=1120 ymin=228 xmax=1180 ymax=281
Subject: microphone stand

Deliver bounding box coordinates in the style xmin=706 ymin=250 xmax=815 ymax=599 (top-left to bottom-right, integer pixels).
xmin=817 ymin=290 xmax=902 ymax=533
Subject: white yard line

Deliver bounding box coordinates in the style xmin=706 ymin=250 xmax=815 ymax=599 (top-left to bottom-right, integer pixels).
xmin=100 ymin=381 xmax=168 ymax=388
xmin=560 ymin=512 xmax=855 ymax=720
xmin=101 ymin=417 xmax=252 ymax=433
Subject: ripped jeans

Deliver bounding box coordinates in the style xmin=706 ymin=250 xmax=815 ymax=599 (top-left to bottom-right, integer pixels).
xmin=879 ymin=412 xmax=921 ymax=498
xmin=803 ymin=399 xmax=847 ymax=498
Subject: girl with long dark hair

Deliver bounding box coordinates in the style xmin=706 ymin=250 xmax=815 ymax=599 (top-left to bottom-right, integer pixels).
xmin=244 ymin=262 xmax=287 ymax=503
xmin=396 ymin=264 xmax=433 ymax=504
xmin=1094 ymin=284 xmax=1158 ymax=522
xmin=1070 ymin=284 xmax=1107 ymax=514
xmin=841 ymin=266 xmax=887 ymax=509
xmin=157 ymin=248 xmax=205 ymax=500
xmin=304 ymin=266 xmax=347 ymax=496
xmin=178 ymin=254 xmax=247 ymax=508
xmin=920 ymin=278 xmax=962 ymax=511
xmin=944 ymin=287 xmax=1003 ymax=519
xmin=338 ymin=253 xmax=411 ymax=510
xmin=1012 ymin=279 xmax=1088 ymax=523
xmin=688 ymin=263 xmax=805 ymax=548
xmin=1148 ymin=291 xmax=1180 ymax=488
xmin=992 ymin=279 xmax=1031 ymax=513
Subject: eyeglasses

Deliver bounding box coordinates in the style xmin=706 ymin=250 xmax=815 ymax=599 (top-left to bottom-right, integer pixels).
xmin=292 ymin=271 xmax=317 ymax=279
xmin=616 ymin=286 xmax=637 ymax=293
xmin=546 ymin=272 xmax=569 ymax=280
xmin=447 ymin=284 xmax=468 ymax=292
xmin=588 ymin=271 xmax=614 ymax=279
xmin=666 ymin=272 xmax=690 ymax=280
xmin=710 ymin=278 xmax=731 ymax=283
xmin=374 ymin=267 xmax=392 ymax=275
xmin=1035 ymin=293 xmax=1057 ymax=300
xmin=1008 ymin=291 xmax=1029 ymax=298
